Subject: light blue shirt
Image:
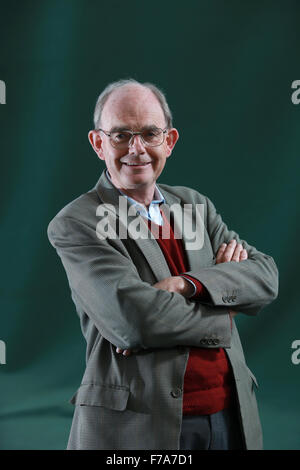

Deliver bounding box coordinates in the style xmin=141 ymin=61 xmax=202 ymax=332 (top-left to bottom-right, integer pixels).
xmin=105 ymin=170 xmax=197 ymax=297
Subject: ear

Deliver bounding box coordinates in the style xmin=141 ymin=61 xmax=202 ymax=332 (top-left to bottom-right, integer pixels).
xmin=88 ymin=130 xmax=105 ymax=160
xmin=165 ymin=128 xmax=179 ymax=158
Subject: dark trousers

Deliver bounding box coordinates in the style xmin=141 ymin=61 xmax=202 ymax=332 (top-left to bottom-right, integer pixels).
xmin=179 ymin=405 xmax=245 ymax=450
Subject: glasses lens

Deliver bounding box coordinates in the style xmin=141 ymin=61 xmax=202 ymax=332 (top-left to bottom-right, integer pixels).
xmin=109 ymin=129 xmax=165 ymax=148
xmin=110 ymin=131 xmax=132 ymax=148
xmin=141 ymin=129 xmax=163 ymax=146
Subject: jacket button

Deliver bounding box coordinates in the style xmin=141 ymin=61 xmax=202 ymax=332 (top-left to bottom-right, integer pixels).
xmin=222 ymin=296 xmax=228 ymax=303
xmin=212 ymin=339 xmax=219 ymax=345
xmin=171 ymin=388 xmax=182 ymax=398
xmin=207 ymin=339 xmax=213 ymax=345
xmin=200 ymin=339 xmax=207 ymax=345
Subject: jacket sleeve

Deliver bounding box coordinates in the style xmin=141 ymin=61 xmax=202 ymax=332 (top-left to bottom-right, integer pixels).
xmin=183 ymin=195 xmax=279 ymax=316
xmin=47 ymin=215 xmax=232 ymax=350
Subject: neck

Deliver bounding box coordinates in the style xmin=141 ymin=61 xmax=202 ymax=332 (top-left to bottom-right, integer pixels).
xmin=108 ymin=172 xmax=156 ymax=208
xmin=117 ymin=185 xmax=155 ymax=209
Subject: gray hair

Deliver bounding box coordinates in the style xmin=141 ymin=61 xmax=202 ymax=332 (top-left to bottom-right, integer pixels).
xmin=92 ymin=78 xmax=173 ymax=129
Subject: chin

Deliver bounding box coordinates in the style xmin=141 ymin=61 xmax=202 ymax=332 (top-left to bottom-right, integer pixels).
xmin=126 ymin=177 xmax=152 ymax=187
xmin=124 ymin=173 xmax=155 ymax=184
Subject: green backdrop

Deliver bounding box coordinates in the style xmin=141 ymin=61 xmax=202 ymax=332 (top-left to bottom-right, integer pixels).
xmin=1 ymin=0 xmax=299 ymax=450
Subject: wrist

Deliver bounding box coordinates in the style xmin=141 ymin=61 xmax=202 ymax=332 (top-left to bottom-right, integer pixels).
xmin=177 ymin=276 xmax=194 ymax=297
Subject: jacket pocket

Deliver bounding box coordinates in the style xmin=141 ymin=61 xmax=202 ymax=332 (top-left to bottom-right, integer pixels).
xmin=69 ymin=383 xmax=130 ymax=411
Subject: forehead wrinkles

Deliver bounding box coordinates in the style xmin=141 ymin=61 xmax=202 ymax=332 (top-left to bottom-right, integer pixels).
xmin=102 ymin=87 xmax=166 ymax=129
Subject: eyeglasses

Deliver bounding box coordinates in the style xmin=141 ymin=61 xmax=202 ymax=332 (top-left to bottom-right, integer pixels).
xmin=96 ymin=127 xmax=168 ymax=149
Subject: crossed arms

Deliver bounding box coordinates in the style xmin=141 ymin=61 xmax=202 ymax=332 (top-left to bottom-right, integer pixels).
xmin=48 ymin=193 xmax=278 ymax=351
xmin=117 ymin=239 xmax=246 ymax=356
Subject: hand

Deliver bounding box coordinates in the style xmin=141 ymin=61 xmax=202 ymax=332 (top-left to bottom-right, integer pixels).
xmin=216 ymin=239 xmax=246 ymax=321
xmin=216 ymin=239 xmax=248 ymax=264
xmin=115 ymin=347 xmax=140 ymax=356
xmin=152 ymin=276 xmax=194 ymax=298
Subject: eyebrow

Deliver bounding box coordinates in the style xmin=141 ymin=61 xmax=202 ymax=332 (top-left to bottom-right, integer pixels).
xmin=109 ymin=125 xmax=160 ymax=133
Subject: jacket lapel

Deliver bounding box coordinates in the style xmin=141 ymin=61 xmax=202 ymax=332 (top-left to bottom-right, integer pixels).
xmin=94 ymin=170 xmax=208 ymax=281
xmin=159 ymin=188 xmax=208 ymax=274
xmin=94 ymin=171 xmax=170 ymax=281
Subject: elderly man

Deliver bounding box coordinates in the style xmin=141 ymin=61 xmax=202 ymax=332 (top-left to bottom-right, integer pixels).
xmin=47 ymin=79 xmax=278 ymax=450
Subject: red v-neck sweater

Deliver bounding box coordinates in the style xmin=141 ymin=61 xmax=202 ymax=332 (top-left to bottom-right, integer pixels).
xmin=147 ymin=210 xmax=233 ymax=415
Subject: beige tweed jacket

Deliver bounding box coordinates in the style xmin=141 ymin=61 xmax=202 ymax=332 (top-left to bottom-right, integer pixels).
xmin=47 ymin=170 xmax=278 ymax=450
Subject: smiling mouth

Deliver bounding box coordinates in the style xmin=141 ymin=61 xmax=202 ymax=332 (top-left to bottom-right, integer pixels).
xmin=123 ymin=162 xmax=151 ymax=167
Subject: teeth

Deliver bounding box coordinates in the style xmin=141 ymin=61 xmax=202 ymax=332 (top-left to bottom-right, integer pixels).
xmin=125 ymin=163 xmax=149 ymax=166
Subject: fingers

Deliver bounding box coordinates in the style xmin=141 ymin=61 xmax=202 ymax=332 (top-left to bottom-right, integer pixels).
xmin=216 ymin=239 xmax=248 ymax=263
xmin=231 ymin=242 xmax=244 ymax=262
xmin=116 ymin=348 xmax=132 ymax=356
xmin=216 ymin=243 xmax=227 ymax=264
xmin=220 ymin=239 xmax=237 ymax=263
xmin=239 ymin=248 xmax=248 ymax=261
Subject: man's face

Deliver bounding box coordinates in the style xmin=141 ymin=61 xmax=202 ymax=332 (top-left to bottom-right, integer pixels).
xmin=89 ymin=85 xmax=179 ymax=192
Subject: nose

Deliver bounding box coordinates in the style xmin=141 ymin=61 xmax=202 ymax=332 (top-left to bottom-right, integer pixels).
xmin=128 ymin=134 xmax=145 ymax=153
